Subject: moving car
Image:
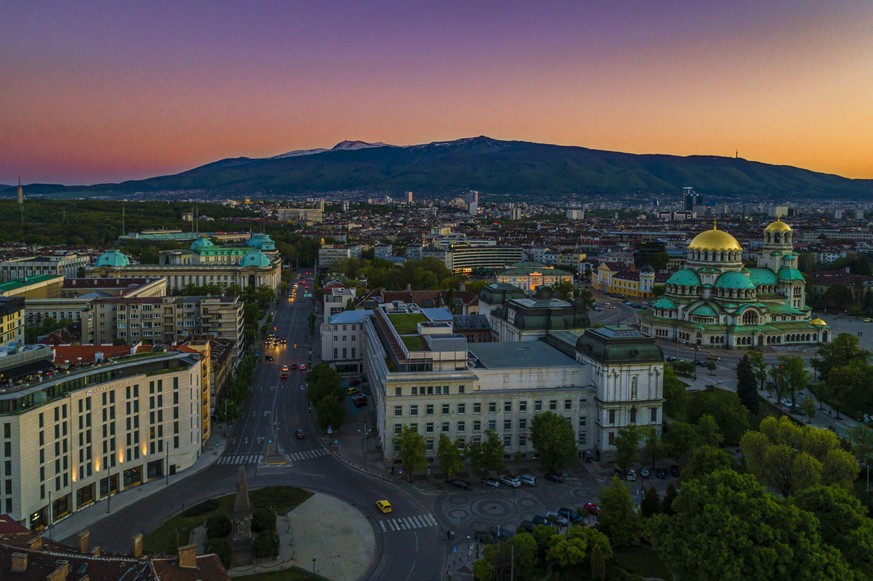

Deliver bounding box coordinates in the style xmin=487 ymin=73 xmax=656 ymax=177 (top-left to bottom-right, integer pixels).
xmin=295 ymin=428 xmax=305 ymax=439
xmin=352 ymin=393 xmax=368 ymax=407
xmin=299 ymin=364 xmax=307 ymax=371
xmin=582 ymin=502 xmax=601 ymax=515
xmin=282 ymin=365 xmax=289 ymax=372
xmin=290 ymin=363 xmax=298 ymax=369
xmin=449 ymin=479 xmax=470 ymax=490
xmin=264 ymin=355 xmax=274 ymax=361
xmin=482 ymin=477 xmax=500 ymax=488
xmin=280 ymin=372 xmax=288 ymax=379
xmin=499 ymin=475 xmax=521 ymax=488
xmin=376 ymin=500 xmax=392 ymax=514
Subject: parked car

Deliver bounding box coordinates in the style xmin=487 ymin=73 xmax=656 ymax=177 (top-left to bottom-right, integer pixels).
xmin=544 ymin=472 xmax=564 ymax=483
xmin=582 ymin=502 xmax=601 ymax=515
xmin=558 ymin=508 xmax=582 ymax=523
xmin=349 ymin=378 xmax=362 ymax=386
xmin=546 ymin=511 xmax=568 ymax=526
xmin=626 ymin=469 xmax=638 ymax=481
xmin=655 ymin=468 xmax=667 ymax=479
xmin=670 ymin=464 xmax=681 ymax=477
xmin=352 ymin=393 xmax=368 ymax=407
xmin=781 ymin=397 xmax=794 ymax=408
xmin=449 ymin=479 xmax=470 ymax=490
xmin=499 ymin=475 xmax=521 ymax=488
xmin=517 ymin=521 xmax=536 ymax=533
xmin=474 ymin=531 xmax=495 ymax=544
xmin=520 ymin=474 xmax=537 ymax=486
xmin=295 ymin=428 xmax=305 ymax=439
xmin=483 ymin=478 xmax=500 ymax=488
xmin=489 ymin=526 xmax=513 ymax=542
xmin=346 ymin=387 xmax=361 ymax=395
xmin=640 ymin=467 xmax=651 ymax=479
xmin=531 ymin=514 xmax=550 ymax=526
xmin=264 ymin=355 xmax=274 ymax=361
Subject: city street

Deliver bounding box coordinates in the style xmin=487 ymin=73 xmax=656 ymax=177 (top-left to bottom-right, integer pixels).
xmin=65 ymin=270 xmax=445 ymax=581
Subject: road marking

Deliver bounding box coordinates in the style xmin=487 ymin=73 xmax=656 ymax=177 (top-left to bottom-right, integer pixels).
xmin=217 ymin=454 xmax=264 ymax=465
xmin=286 ymin=448 xmax=329 ymax=462
xmin=379 ymin=521 xmax=387 ymax=532
xmin=382 ymin=514 xmax=438 ymax=533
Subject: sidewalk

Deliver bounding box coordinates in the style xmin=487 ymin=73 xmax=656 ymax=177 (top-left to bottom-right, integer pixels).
xmin=53 ymin=431 xmax=229 ymax=543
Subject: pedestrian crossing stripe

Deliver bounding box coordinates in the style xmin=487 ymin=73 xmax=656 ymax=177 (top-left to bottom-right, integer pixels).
xmin=217 ymin=454 xmax=263 ymax=465
xmin=379 ymin=513 xmax=438 ymax=532
xmin=286 ymin=448 xmax=329 ymax=462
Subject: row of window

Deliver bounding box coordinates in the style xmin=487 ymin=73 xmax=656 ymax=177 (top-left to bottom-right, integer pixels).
xmin=392 ymin=397 xmax=587 ymax=417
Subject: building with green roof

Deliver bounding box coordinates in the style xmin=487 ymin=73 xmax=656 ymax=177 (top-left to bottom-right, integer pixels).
xmin=639 ymin=219 xmax=828 ymax=349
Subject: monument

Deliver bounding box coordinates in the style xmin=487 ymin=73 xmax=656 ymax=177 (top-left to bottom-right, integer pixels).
xmin=230 ymin=466 xmax=254 ymax=566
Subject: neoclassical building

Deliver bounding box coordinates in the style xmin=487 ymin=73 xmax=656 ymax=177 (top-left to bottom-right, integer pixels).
xmin=639 ymin=219 xmax=830 ymax=349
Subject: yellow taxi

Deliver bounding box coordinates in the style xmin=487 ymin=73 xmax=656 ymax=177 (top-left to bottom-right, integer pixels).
xmin=376 ymin=499 xmax=392 ymax=514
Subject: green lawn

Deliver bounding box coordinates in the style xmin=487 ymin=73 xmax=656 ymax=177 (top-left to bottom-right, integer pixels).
xmin=387 ymin=313 xmax=426 ymax=334
xmin=144 ymin=487 xmax=312 ymax=554
xmin=235 ymin=568 xmax=329 ymax=581
xmin=401 ymin=335 xmax=428 ymax=352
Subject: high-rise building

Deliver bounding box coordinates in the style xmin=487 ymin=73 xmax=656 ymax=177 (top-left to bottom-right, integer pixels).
xmin=16 ymin=177 xmax=23 ymax=205
xmin=465 ymin=190 xmax=479 ymax=205
xmin=407 ymin=191 xmax=414 ymax=204
xmin=682 ymin=187 xmax=701 ymax=212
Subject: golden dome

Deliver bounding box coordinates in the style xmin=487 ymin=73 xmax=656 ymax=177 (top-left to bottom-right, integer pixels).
xmin=764 ymin=218 xmax=792 ymax=232
xmin=810 ymin=317 xmax=827 ymax=327
xmin=688 ymin=221 xmax=742 ymax=252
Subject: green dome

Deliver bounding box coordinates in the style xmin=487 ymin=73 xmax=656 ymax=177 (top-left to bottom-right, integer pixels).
xmin=778 ymin=267 xmax=804 ymax=281
xmin=652 ymin=297 xmax=676 ymax=310
xmin=95 ymin=250 xmax=130 ymax=268
xmin=690 ymin=304 xmax=718 ymax=317
xmin=240 ymin=250 xmax=272 ymax=268
xmin=748 ymin=268 xmax=778 ymax=286
xmin=666 ymin=269 xmax=700 ymax=287
xmin=190 ymin=237 xmax=215 ymax=251
xmin=714 ymin=271 xmax=755 ymax=290
xmin=247 ymin=234 xmax=276 ymax=251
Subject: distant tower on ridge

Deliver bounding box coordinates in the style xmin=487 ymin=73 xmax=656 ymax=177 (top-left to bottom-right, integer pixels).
xmin=17 ymin=177 xmax=23 ymax=205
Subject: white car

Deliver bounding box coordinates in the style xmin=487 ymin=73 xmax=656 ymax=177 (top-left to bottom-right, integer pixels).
xmin=499 ymin=475 xmax=521 ymax=488
xmin=520 ymin=474 xmax=537 ymax=486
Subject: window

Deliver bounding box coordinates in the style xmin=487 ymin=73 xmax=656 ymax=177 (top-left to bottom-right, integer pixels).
xmin=487 ymin=420 xmax=496 ymax=430
xmin=564 ymin=399 xmax=572 ymax=410
xmin=394 ymin=424 xmax=402 ymax=435
xmin=630 ymin=407 xmax=637 ymax=424
xmin=549 ymin=400 xmax=557 ymax=411
xmin=426 ymin=405 xmax=434 ymax=415
xmin=457 ymin=404 xmax=465 ymax=414
xmin=519 ymin=401 xmax=527 ymax=412
xmin=410 ymin=405 xmax=419 ymax=417
xmin=473 ymin=420 xmax=481 ymax=432
xmin=442 ymin=422 xmax=450 ymax=432
xmin=502 ymin=435 xmax=511 ymax=447
xmin=504 ymin=401 xmax=511 ymax=412
xmin=503 ymin=419 xmax=511 ymax=430
xmin=442 ymin=404 xmax=450 ymax=414
xmin=519 ymin=418 xmax=527 ymax=430
xmin=394 ymin=405 xmax=403 ymax=417
xmin=395 ymin=388 xmax=402 ymax=396
xmin=608 ymin=410 xmax=616 ymax=425
xmin=412 ymin=386 xmax=418 ymax=396
xmin=426 ymin=439 xmax=434 ymax=451
xmin=519 ymin=434 xmax=527 ymax=447
xmin=426 ymin=423 xmax=434 ymax=433
xmin=458 ymin=385 xmax=464 ymax=394
xmin=608 ymin=432 xmax=615 ymax=445
xmin=488 ymin=402 xmax=496 ymax=413
xmin=457 ymin=421 xmax=466 ymax=432
xmin=631 ymin=376 xmax=638 ymax=400
xmin=473 ymin=403 xmax=481 ymax=414
xmin=578 ymin=432 xmax=587 ymax=445
xmin=579 ymin=416 xmax=587 ymax=427
xmin=650 ymin=408 xmax=658 ymax=423
xmin=534 ymin=400 xmax=542 ymax=412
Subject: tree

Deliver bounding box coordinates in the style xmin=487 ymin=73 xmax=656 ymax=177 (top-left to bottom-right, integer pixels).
xmin=694 ymin=414 xmax=724 ymax=448
xmin=587 ymin=528 xmax=613 ymax=580
xmin=792 ymin=485 xmax=873 ymax=575
xmin=649 ymin=470 xmax=855 ymax=580
xmin=547 ymin=532 xmax=588 ymax=569
xmin=686 ymin=388 xmax=749 ymax=445
xmin=398 ymin=426 xmax=427 ymax=482
xmin=847 ymin=425 xmax=873 ymax=497
xmin=481 ymin=430 xmax=506 ymax=474
xmin=465 ymin=440 xmax=486 ymax=477
xmin=748 ymin=349 xmax=768 ymax=392
xmin=640 ymin=486 xmax=661 ymax=518
xmin=253 ymin=530 xmax=278 ymax=558
xmin=682 ymin=445 xmax=734 ymax=480
xmin=313 ymin=395 xmax=345 ymax=430
xmin=530 ymin=411 xmax=578 ymax=473
xmin=437 ymin=434 xmax=464 ymax=480
xmin=471 ymin=558 xmax=495 ymax=581
xmin=706 ymin=360 xmax=717 ymax=375
xmin=613 ymin=425 xmax=641 ymax=472
xmin=741 ymin=416 xmax=859 ymax=496
xmin=823 ymin=284 xmax=855 ymax=310
xmin=800 ymin=396 xmax=816 ymax=422
xmin=662 ymin=482 xmax=678 ymax=516
xmin=597 ymin=476 xmax=640 ymax=547
xmin=662 ymin=421 xmax=698 ymax=460
xmin=735 ymin=355 xmax=760 ymax=414
xmin=662 ymin=364 xmax=689 ymax=420
xmin=771 ymin=355 xmax=809 ymax=408
xmin=508 ymin=533 xmax=538 ymax=579
xmin=813 ymin=333 xmax=870 ymax=381
xmin=643 ymin=426 xmax=664 ymax=469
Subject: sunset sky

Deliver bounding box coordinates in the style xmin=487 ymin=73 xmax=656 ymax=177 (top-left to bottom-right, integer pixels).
xmin=1 ymin=0 xmax=872 ymax=185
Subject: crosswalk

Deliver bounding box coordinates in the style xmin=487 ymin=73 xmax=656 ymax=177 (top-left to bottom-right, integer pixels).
xmin=287 ymin=448 xmax=329 ymax=462
xmin=218 ymin=454 xmax=263 ymax=465
xmin=379 ymin=513 xmax=439 ymax=533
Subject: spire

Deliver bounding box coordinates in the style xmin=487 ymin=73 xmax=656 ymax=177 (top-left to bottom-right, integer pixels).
xmin=17 ymin=176 xmax=23 ymax=205
xmin=712 ymin=219 xmax=718 ymax=230
xmin=233 ymin=466 xmax=252 ymax=514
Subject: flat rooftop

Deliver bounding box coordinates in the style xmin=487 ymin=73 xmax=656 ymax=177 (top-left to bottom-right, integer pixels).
xmin=0 ymin=274 xmax=64 ymax=292
xmin=469 ymin=341 xmax=580 ymax=370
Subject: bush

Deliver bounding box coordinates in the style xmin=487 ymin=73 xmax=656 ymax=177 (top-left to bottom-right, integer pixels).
xmin=179 ymin=498 xmax=219 ymax=518
xmin=253 ymin=530 xmax=278 ymax=559
xmin=205 ymin=514 xmax=232 ymax=539
xmin=252 ymin=508 xmax=277 ymax=533
xmin=208 ymin=537 xmax=232 ymax=568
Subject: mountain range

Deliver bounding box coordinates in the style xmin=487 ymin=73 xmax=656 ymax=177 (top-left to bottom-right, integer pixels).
xmin=4 ymin=136 xmax=871 ymax=198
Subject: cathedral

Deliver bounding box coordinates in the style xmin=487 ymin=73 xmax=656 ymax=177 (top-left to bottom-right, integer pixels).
xmin=639 ymin=219 xmax=830 ymax=349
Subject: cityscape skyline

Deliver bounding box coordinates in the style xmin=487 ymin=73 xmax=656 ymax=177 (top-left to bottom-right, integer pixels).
xmin=2 ymin=0 xmax=872 ymax=184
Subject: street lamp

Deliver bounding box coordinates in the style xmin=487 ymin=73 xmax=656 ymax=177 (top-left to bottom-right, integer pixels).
xmin=693 ymin=347 xmax=699 ymax=380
